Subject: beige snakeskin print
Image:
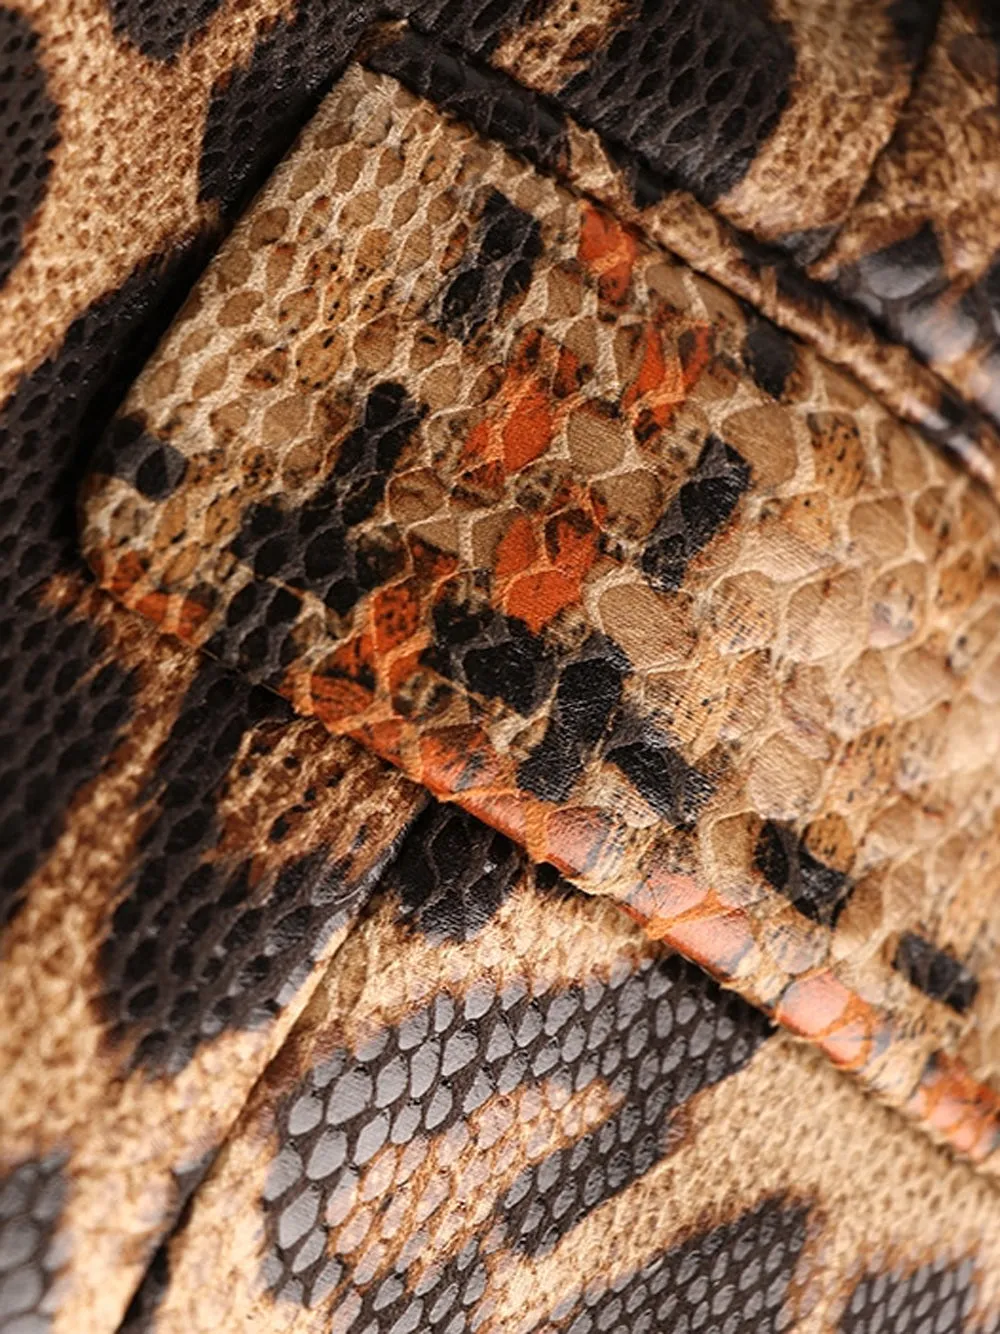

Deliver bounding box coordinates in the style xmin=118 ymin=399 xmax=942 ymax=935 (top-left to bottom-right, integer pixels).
xmin=80 ymin=67 xmax=1000 ymax=1169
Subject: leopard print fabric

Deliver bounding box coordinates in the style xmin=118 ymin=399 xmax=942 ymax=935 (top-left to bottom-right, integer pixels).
xmin=4 ymin=2 xmax=1000 ymax=1332
xmin=119 ymin=868 xmax=1000 ymax=1334
xmin=815 ymin=0 xmax=1000 ymax=431
xmin=81 ymin=65 xmax=1000 ymax=1166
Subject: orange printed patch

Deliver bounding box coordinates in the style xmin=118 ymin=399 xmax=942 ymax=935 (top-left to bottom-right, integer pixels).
xmin=503 ymin=381 xmax=555 ymax=472
xmin=494 ymin=505 xmax=602 ymax=633
xmin=99 ymin=550 xmax=152 ymax=607
xmin=99 ymin=550 xmax=212 ymax=640
xmin=303 ymin=633 xmax=377 ymax=727
xmin=371 ymin=582 xmax=425 ymax=655
xmin=305 ymin=672 xmax=375 ymax=728
xmin=776 ymin=972 xmax=886 ymax=1071
xmin=419 ymin=726 xmax=510 ymax=796
xmin=355 ymin=716 xmax=405 ymax=765
xmin=302 ymin=539 xmax=458 ymax=727
xmin=387 ymin=646 xmax=426 ymax=694
xmin=461 ymin=331 xmax=584 ymax=477
xmin=577 ymin=201 xmax=640 ymax=305
xmin=623 ymin=318 xmax=714 ymax=443
xmin=907 ymin=1053 xmax=1000 ymax=1164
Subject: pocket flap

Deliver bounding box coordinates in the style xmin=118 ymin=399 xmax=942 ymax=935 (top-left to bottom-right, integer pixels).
xmin=81 ymin=63 xmax=1000 ymax=1170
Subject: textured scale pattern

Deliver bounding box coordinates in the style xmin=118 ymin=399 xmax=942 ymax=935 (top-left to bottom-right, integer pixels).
xmin=106 ymin=0 xmax=225 ymax=62
xmin=540 ymin=1197 xmax=810 ymax=1334
xmin=0 ymin=587 xmax=422 ymax=1331
xmin=483 ymin=0 xmax=937 ymax=243
xmin=839 ymin=1261 xmax=981 ymax=1334
xmin=5 ymin=1 xmax=1000 ymax=1330
xmin=0 ymin=244 xmax=212 ymax=952
xmin=0 ymin=1155 xmax=65 ymax=1334
xmin=0 ymin=7 xmax=57 ymax=292
xmin=367 ymin=19 xmax=1000 ymax=487
xmin=113 ymin=868 xmax=1000 ymax=1333
xmin=226 ymin=381 xmax=424 ymax=628
xmin=258 ymin=907 xmax=769 ymax=1308
xmin=81 ymin=66 xmax=1000 ymax=1171
xmin=95 ymin=659 xmax=417 ymax=1075
xmin=0 ymin=603 xmax=136 ymax=926
xmin=554 ymin=0 xmax=796 ymax=204
xmin=817 ymin=1 xmax=1000 ymax=433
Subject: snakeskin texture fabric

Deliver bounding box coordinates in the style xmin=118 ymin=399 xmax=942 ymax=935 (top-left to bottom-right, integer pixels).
xmin=80 ymin=66 xmax=1000 ymax=1164
xmin=4 ymin=3 xmax=1000 ymax=1333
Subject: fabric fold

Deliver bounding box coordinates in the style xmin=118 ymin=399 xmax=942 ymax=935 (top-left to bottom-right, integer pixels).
xmin=80 ymin=63 xmax=1000 ymax=1179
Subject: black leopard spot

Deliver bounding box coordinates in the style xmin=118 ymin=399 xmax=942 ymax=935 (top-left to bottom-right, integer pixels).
xmin=556 ymin=0 xmax=796 ymax=204
xmin=105 ymin=0 xmax=226 ymax=61
xmin=95 ymin=657 xmax=411 ymax=1074
xmin=432 ymin=189 xmax=543 ymax=343
xmin=755 ymin=820 xmax=854 ymax=928
xmin=90 ymin=413 xmax=189 ymax=500
xmin=640 ymin=434 xmax=752 ymax=592
xmin=367 ymin=26 xmax=572 ymax=177
xmin=0 ymin=237 xmax=209 ymax=598
xmin=893 ymin=932 xmax=979 ymax=1014
xmin=197 ymin=0 xmax=375 ymax=221
xmin=406 ymin=0 xmax=541 ymax=57
xmin=518 ymin=635 xmax=628 ymax=804
xmin=741 ymin=309 xmax=799 ymax=401
xmin=887 ymin=0 xmax=943 ymax=69
xmin=0 ymin=7 xmax=59 ymax=291
xmin=0 ymin=600 xmax=138 ymax=929
xmin=390 ymin=801 xmax=523 ymax=942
